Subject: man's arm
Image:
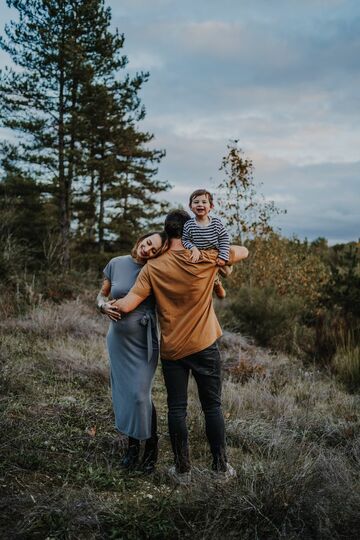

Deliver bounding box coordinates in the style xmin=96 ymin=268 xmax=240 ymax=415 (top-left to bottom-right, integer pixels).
xmin=113 ymin=264 xmax=152 ymax=314
xmin=113 ymin=292 xmax=144 ymax=314
xmin=198 ymin=246 xmax=249 ymax=265
xmin=228 ymin=245 xmax=249 ymax=264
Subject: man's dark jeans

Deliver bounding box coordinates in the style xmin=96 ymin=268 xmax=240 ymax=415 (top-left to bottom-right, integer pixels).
xmin=161 ymin=342 xmax=227 ymax=473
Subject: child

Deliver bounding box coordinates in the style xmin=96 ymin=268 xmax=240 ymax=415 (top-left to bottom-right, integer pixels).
xmin=182 ymin=189 xmax=232 ymax=298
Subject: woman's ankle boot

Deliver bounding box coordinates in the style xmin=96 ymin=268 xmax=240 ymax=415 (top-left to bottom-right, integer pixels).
xmin=140 ymin=436 xmax=158 ymax=474
xmin=120 ymin=439 xmax=140 ymax=470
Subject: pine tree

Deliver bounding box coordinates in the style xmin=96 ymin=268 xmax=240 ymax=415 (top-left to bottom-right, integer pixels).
xmin=0 ymin=0 xmax=168 ymax=265
xmin=74 ymin=74 xmax=169 ymax=252
xmin=0 ymin=145 xmax=50 ymax=277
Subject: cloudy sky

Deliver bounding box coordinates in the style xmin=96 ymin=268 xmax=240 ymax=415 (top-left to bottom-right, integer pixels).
xmin=1 ymin=0 xmax=359 ymax=242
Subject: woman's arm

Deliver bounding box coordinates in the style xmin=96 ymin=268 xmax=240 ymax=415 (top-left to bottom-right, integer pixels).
xmin=96 ymin=278 xmax=121 ymax=321
xmin=228 ymin=245 xmax=249 ymax=264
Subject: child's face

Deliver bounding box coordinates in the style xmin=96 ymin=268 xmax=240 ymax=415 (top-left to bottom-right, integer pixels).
xmin=190 ymin=194 xmax=213 ymax=218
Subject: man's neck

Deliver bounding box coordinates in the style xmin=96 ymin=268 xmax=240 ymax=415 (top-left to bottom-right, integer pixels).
xmin=169 ymin=238 xmax=184 ymax=250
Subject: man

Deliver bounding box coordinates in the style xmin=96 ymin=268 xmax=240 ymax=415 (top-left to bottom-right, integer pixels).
xmin=113 ymin=209 xmax=248 ymax=483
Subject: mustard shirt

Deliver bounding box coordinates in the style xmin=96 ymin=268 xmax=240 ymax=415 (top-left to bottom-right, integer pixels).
xmin=130 ymin=249 xmax=222 ymax=360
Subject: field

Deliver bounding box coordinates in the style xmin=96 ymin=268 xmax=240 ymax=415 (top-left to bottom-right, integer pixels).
xmin=1 ymin=298 xmax=360 ymax=539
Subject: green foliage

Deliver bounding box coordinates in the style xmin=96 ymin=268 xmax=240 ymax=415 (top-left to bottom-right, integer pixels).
xmin=310 ymin=242 xmax=360 ymax=361
xmin=225 ymin=286 xmax=304 ymax=350
xmin=324 ymin=242 xmax=360 ymax=319
xmin=0 ymin=160 xmax=51 ymax=279
xmin=333 ymin=345 xmax=360 ymax=391
xmin=0 ymin=0 xmax=169 ymax=265
xmin=230 ymin=233 xmax=331 ymax=308
xmin=222 ymin=236 xmax=360 ymax=361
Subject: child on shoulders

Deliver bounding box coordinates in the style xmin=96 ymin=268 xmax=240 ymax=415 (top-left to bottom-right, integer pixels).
xmin=182 ymin=189 xmax=232 ymax=298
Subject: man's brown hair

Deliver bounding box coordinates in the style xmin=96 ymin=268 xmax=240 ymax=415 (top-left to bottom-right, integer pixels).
xmin=189 ymin=189 xmax=214 ymax=206
xmin=164 ymin=209 xmax=191 ymax=239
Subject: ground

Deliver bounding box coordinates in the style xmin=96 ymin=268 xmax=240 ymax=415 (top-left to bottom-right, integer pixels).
xmin=0 ymin=299 xmax=359 ymax=539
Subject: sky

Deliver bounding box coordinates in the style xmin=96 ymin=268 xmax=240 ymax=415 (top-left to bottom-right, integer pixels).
xmin=1 ymin=0 xmax=359 ymax=243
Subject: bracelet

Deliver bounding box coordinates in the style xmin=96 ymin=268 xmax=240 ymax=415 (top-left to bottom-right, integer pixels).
xmin=98 ymin=302 xmax=106 ymax=314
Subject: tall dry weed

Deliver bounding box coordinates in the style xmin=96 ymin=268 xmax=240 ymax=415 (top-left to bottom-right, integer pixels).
xmin=333 ymin=345 xmax=360 ymax=391
xmin=45 ymin=335 xmax=109 ymax=383
xmin=1 ymin=299 xmax=106 ymax=339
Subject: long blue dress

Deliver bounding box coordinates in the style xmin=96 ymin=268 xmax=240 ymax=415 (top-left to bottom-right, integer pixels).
xmin=103 ymin=255 xmax=159 ymax=440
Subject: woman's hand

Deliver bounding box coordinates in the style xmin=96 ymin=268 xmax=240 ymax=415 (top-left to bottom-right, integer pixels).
xmin=101 ymin=300 xmax=121 ymax=321
xmin=190 ymin=246 xmax=201 ymax=263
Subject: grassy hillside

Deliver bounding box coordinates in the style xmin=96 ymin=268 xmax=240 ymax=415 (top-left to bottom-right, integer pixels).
xmin=1 ymin=298 xmax=360 ymax=539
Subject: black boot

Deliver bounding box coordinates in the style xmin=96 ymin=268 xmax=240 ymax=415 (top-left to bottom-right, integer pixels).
xmin=140 ymin=436 xmax=158 ymax=474
xmin=120 ymin=438 xmax=140 ymax=470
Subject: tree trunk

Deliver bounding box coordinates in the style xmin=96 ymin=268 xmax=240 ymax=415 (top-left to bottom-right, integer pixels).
xmin=98 ymin=143 xmax=105 ymax=253
xmin=58 ymin=35 xmax=70 ymax=269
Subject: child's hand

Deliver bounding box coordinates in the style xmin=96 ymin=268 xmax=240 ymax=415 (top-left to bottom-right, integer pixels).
xmin=190 ymin=246 xmax=201 ymax=262
xmin=216 ymin=257 xmax=226 ymax=266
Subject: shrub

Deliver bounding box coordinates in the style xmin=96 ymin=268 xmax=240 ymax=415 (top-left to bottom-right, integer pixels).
xmin=225 ymin=286 xmax=303 ymax=351
xmin=313 ymin=307 xmax=349 ymax=361
xmin=229 ymin=233 xmax=331 ymax=309
xmin=333 ymin=345 xmax=360 ymax=391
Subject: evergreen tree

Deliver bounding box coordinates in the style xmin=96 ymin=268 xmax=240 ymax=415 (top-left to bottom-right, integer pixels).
xmin=0 ymin=145 xmax=50 ymax=277
xmin=0 ymin=0 xmax=168 ymax=265
xmin=74 ymin=79 xmax=168 ymax=252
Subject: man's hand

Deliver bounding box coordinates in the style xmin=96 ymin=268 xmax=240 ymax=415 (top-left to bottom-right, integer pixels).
xmin=101 ymin=299 xmax=121 ymax=321
xmin=216 ymin=257 xmax=226 ymax=266
xmin=190 ymin=246 xmax=201 ymax=263
xmin=113 ymin=293 xmax=144 ymax=314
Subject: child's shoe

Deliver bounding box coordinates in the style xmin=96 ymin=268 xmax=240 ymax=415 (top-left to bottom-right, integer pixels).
xmin=214 ymin=277 xmax=226 ymax=299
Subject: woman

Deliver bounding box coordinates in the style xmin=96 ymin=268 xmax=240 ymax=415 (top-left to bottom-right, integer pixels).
xmin=97 ymin=231 xmax=168 ymax=473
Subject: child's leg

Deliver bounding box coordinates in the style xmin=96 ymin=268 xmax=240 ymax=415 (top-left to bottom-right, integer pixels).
xmin=216 ymin=244 xmax=248 ymax=286
xmin=214 ymin=273 xmax=226 ymax=299
xmin=218 ymin=265 xmax=233 ymax=278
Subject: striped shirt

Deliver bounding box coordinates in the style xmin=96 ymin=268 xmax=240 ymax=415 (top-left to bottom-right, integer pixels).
xmin=182 ymin=217 xmax=230 ymax=261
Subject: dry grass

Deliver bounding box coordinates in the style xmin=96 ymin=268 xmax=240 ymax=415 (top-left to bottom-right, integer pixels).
xmin=44 ymin=336 xmax=109 ymax=384
xmin=0 ymin=299 xmax=106 ymax=339
xmin=333 ymin=345 xmax=360 ymax=391
xmin=1 ymin=299 xmax=360 ymax=539
xmin=186 ymin=333 xmax=360 ymax=538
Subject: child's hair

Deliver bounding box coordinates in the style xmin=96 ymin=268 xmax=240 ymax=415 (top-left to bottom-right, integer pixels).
xmin=189 ymin=189 xmax=214 ymax=206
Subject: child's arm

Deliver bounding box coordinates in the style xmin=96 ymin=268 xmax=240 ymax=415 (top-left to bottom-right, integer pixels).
xmin=182 ymin=221 xmax=201 ymax=262
xmin=182 ymin=221 xmax=195 ymax=250
xmin=216 ymin=220 xmax=231 ymax=265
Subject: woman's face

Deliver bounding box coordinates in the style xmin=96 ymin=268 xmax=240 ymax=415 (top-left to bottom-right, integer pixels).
xmin=136 ymin=233 xmax=163 ymax=260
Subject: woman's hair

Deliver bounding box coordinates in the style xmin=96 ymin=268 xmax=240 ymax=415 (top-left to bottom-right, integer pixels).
xmin=131 ymin=231 xmax=168 ymax=262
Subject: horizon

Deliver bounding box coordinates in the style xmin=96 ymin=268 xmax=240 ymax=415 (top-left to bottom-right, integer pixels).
xmin=0 ymin=0 xmax=359 ymax=244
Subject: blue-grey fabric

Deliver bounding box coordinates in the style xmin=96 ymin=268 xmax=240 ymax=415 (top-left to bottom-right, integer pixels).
xmin=104 ymin=255 xmax=159 ymax=440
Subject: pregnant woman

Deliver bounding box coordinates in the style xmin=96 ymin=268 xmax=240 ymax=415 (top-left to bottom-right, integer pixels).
xmin=97 ymin=231 xmax=168 ymax=473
